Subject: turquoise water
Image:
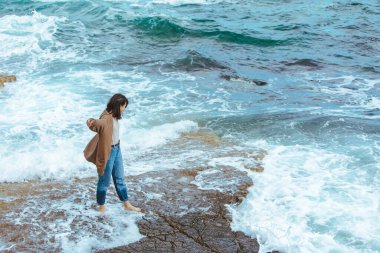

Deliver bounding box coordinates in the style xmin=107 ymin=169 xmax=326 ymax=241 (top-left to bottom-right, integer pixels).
xmin=0 ymin=0 xmax=379 ymax=252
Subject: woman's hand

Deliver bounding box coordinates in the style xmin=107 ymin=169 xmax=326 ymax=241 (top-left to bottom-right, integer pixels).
xmin=86 ymin=118 xmax=95 ymax=128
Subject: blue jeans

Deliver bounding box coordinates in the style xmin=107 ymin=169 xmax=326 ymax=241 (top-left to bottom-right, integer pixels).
xmin=96 ymin=145 xmax=129 ymax=205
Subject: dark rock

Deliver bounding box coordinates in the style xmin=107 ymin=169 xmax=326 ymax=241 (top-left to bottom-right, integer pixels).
xmin=99 ymin=167 xmax=259 ymax=253
xmin=164 ymin=50 xmax=230 ymax=72
xmin=284 ymin=59 xmax=320 ymax=68
xmin=220 ymin=74 xmax=267 ymax=86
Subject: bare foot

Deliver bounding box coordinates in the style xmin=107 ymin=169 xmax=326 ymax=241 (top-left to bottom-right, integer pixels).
xmin=123 ymin=201 xmax=142 ymax=212
xmin=98 ymin=205 xmax=106 ymax=213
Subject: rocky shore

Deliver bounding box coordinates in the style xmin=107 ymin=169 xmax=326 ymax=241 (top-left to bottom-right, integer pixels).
xmin=0 ymin=165 xmax=260 ymax=252
xmin=99 ymin=166 xmax=259 ymax=253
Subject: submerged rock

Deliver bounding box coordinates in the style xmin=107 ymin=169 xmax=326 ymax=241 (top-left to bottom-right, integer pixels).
xmin=99 ymin=166 xmax=260 ymax=253
xmin=179 ymin=129 xmax=222 ymax=147
xmin=284 ymin=59 xmax=320 ymax=68
xmin=164 ymin=50 xmax=230 ymax=72
xmin=220 ymin=74 xmax=267 ymax=86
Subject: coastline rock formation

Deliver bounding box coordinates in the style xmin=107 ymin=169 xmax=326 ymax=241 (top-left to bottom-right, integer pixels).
xmin=99 ymin=166 xmax=260 ymax=253
xmin=0 ymin=165 xmax=262 ymax=252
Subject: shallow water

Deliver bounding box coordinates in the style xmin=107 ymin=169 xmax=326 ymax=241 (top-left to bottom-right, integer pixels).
xmin=0 ymin=0 xmax=379 ymax=252
xmin=0 ymin=178 xmax=144 ymax=252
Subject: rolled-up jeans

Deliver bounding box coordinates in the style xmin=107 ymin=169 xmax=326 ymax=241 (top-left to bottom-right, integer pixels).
xmin=96 ymin=145 xmax=129 ymax=205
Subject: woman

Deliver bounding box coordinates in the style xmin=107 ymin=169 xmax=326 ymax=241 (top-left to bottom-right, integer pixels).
xmin=84 ymin=93 xmax=141 ymax=213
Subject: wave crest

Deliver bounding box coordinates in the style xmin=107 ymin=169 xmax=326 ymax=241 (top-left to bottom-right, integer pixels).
xmin=131 ymin=16 xmax=292 ymax=46
xmin=0 ymin=11 xmax=65 ymax=58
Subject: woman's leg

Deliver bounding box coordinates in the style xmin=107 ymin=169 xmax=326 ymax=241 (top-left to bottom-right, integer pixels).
xmin=112 ymin=147 xmax=141 ymax=212
xmin=112 ymin=146 xmax=128 ymax=201
xmin=96 ymin=148 xmax=116 ymax=210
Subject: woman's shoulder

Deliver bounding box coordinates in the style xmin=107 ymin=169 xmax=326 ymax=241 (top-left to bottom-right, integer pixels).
xmin=100 ymin=109 xmax=113 ymax=120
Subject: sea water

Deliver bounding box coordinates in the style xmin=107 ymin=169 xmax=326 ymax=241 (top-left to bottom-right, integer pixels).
xmin=0 ymin=0 xmax=379 ymax=252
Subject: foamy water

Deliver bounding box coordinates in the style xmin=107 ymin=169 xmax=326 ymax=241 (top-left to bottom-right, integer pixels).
xmin=0 ymin=178 xmax=144 ymax=252
xmin=0 ymin=11 xmax=64 ymax=58
xmin=228 ymin=139 xmax=380 ymax=253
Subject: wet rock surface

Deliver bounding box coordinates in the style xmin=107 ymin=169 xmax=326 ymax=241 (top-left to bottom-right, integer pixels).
xmin=99 ymin=166 xmax=259 ymax=253
xmin=0 ymin=74 xmax=17 ymax=86
xmin=220 ymin=74 xmax=267 ymax=86
xmin=0 ymin=165 xmax=260 ymax=252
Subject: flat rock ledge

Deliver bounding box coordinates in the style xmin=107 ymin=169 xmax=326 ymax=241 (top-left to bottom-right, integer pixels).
xmin=99 ymin=166 xmax=260 ymax=253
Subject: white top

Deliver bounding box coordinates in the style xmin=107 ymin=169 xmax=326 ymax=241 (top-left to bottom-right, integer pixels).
xmin=112 ymin=117 xmax=119 ymax=145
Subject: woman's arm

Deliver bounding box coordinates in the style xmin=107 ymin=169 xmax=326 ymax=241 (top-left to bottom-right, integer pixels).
xmin=86 ymin=118 xmax=105 ymax=133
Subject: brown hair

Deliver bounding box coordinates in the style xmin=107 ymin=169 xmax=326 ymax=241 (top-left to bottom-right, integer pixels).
xmin=106 ymin=93 xmax=128 ymax=119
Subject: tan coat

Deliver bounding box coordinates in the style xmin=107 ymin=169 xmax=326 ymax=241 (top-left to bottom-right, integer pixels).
xmin=83 ymin=110 xmax=114 ymax=176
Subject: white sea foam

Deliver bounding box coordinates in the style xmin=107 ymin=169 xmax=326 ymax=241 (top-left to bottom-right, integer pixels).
xmin=68 ymin=69 xmax=155 ymax=96
xmin=60 ymin=207 xmax=143 ymax=253
xmin=0 ymin=11 xmax=67 ymax=59
xmin=192 ymin=167 xmax=248 ymax=193
xmin=0 ymin=78 xmax=95 ymax=182
xmin=227 ymin=140 xmax=380 ymax=253
xmin=0 ymin=118 xmax=198 ymax=182
xmin=314 ymin=75 xmax=380 ymax=114
xmin=0 ymin=70 xmax=198 ymax=182
xmin=124 ymin=149 xmax=207 ymax=176
xmin=0 ymin=55 xmax=206 ymax=182
xmin=1 ymin=180 xmax=144 ymax=252
xmin=123 ymin=120 xmax=198 ymax=150
xmin=66 ymin=69 xmax=215 ymax=119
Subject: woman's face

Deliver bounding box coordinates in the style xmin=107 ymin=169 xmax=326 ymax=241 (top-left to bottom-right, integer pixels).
xmin=120 ymin=103 xmax=127 ymax=113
